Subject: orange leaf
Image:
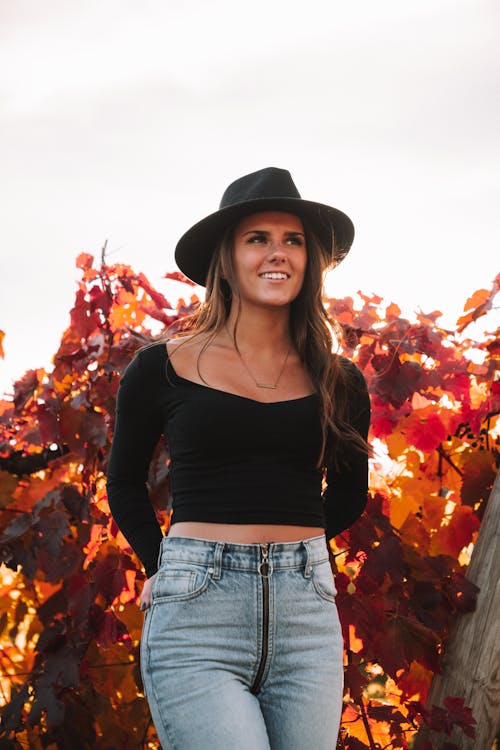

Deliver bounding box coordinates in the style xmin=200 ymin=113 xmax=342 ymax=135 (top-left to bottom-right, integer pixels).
xmin=389 ymin=490 xmax=423 ymax=530
xmin=385 ymin=426 xmax=408 ymax=460
xmin=456 ymin=287 xmax=495 ymax=332
xmin=461 ymin=288 xmax=490 ymax=313
xmin=422 ymin=495 xmax=449 ymax=533
xmin=430 ymin=504 xmax=480 ymax=557
xmin=386 ymin=302 xmax=402 ymax=321
xmin=76 ymin=252 xmax=94 ymax=270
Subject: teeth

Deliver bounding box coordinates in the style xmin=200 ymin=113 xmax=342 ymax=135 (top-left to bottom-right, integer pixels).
xmin=260 ymin=273 xmax=288 ymax=280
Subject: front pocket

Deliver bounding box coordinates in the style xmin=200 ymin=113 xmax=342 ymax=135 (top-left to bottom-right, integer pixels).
xmin=311 ymin=560 xmax=337 ymax=602
xmin=152 ymin=566 xmax=211 ymax=603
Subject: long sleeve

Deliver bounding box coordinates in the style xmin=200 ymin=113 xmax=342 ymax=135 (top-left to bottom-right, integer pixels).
xmin=106 ymin=348 xmax=165 ymax=578
xmin=323 ymin=360 xmax=371 ymax=540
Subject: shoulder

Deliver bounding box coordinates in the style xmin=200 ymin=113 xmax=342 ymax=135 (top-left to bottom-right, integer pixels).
xmin=334 ymin=354 xmax=368 ymax=394
xmin=120 ymin=341 xmax=168 ymax=393
xmin=166 ymin=333 xmax=202 ymax=360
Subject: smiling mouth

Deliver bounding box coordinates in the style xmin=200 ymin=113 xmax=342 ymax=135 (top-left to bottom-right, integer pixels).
xmin=259 ymin=272 xmax=290 ymax=280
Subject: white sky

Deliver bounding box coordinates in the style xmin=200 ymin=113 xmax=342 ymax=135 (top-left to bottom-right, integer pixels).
xmin=1 ymin=0 xmax=499 ymax=396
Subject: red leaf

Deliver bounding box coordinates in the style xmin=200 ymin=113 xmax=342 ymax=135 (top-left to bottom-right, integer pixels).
xmin=89 ymin=605 xmax=132 ymax=648
xmin=442 ymin=372 xmax=471 ymax=403
xmin=43 ymin=643 xmax=81 ymax=688
xmin=367 ymin=534 xmax=408 ymax=586
xmin=60 ymin=485 xmax=89 ymax=521
xmin=410 ymin=580 xmax=450 ymax=632
xmin=89 ymin=284 xmax=112 ymax=317
xmin=460 ymin=450 xmax=496 ymax=506
xmin=373 ymin=613 xmax=440 ymax=676
xmin=431 ymin=505 xmax=480 ymax=558
xmin=372 ymin=355 xmax=422 ymax=408
xmin=443 ymin=695 xmax=477 ymax=738
xmin=38 ymin=538 xmax=81 ymax=582
xmin=404 ymin=410 xmax=448 ymax=451
xmin=425 ymin=696 xmax=476 ymax=739
xmin=119 ymin=274 xmax=135 ymax=294
xmin=92 ymin=551 xmax=129 ymax=604
xmin=69 ymin=288 xmax=101 ymax=340
xmin=82 ymin=409 xmax=107 ymax=448
xmin=443 ymin=573 xmax=479 ymax=614
xmin=165 ymin=271 xmax=197 ymax=287
xmin=66 ymin=573 xmax=94 ymax=627
xmin=37 ymin=403 xmax=61 ymax=444
xmin=337 ymin=588 xmax=385 ymax=651
xmin=398 ymin=662 xmax=432 ymax=701
xmin=344 ymin=658 xmax=367 ymax=701
xmin=13 ymin=369 xmax=40 ymax=409
xmin=0 ymin=683 xmax=30 ymax=733
xmin=28 ymin=684 xmax=65 ymax=726
xmin=137 ymin=272 xmax=172 ymax=309
xmin=370 ymin=406 xmax=400 ymax=438
xmin=36 ymin=506 xmax=70 ymax=558
xmin=59 ymin=405 xmax=107 ymax=454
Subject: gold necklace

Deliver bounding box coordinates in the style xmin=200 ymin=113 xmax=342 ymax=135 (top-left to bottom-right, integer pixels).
xmin=235 ymin=344 xmax=291 ymax=390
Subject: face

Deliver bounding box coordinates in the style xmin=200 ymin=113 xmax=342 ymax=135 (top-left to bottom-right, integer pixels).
xmin=231 ymin=211 xmax=307 ymax=311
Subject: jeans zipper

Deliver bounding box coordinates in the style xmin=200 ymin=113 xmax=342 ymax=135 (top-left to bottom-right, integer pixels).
xmin=251 ymin=543 xmax=270 ymax=695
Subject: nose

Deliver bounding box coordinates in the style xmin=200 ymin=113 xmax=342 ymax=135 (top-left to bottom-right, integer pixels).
xmin=267 ymin=240 xmax=287 ymax=261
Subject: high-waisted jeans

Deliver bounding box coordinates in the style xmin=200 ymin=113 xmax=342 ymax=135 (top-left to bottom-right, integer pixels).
xmin=140 ymin=534 xmax=344 ymax=749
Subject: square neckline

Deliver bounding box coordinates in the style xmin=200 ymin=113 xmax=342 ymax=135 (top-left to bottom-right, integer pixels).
xmin=163 ymin=343 xmax=317 ymax=406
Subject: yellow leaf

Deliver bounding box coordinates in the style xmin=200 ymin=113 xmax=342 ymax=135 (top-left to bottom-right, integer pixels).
xmin=389 ymin=490 xmax=422 ymax=529
xmin=385 ymin=430 xmax=409 ymax=460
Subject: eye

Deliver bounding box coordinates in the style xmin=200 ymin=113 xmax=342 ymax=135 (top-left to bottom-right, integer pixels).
xmin=247 ymin=233 xmax=267 ymax=244
xmin=285 ymin=235 xmax=305 ymax=246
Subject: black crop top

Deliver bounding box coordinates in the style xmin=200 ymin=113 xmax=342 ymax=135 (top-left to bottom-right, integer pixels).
xmin=106 ymin=343 xmax=370 ymax=577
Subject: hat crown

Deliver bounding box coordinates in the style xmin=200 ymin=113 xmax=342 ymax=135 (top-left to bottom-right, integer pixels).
xmin=219 ymin=167 xmax=301 ymax=210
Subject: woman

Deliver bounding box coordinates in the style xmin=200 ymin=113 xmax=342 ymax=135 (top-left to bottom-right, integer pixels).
xmin=106 ymin=167 xmax=370 ymax=749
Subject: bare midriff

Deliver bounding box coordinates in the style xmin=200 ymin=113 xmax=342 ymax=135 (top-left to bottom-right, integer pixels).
xmin=167 ymin=521 xmax=325 ymax=544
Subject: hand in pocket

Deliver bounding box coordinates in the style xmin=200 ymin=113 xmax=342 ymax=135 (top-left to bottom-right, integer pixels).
xmin=140 ymin=574 xmax=157 ymax=611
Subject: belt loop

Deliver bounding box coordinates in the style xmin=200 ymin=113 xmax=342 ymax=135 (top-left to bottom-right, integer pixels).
xmin=156 ymin=537 xmax=165 ymax=570
xmin=212 ymin=542 xmax=224 ymax=580
xmin=303 ymin=539 xmax=312 ymax=578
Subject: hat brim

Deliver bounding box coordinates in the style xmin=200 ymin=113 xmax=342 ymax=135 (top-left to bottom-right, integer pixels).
xmin=174 ymin=197 xmax=354 ymax=287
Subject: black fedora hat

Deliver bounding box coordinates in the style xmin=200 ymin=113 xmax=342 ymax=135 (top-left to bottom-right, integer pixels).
xmin=174 ymin=167 xmax=354 ymax=286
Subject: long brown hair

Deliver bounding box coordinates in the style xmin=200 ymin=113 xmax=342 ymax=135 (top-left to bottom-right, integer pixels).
xmin=158 ymin=217 xmax=368 ymax=468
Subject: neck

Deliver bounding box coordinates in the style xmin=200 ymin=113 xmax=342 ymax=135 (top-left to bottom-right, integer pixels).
xmin=225 ymin=302 xmax=292 ymax=354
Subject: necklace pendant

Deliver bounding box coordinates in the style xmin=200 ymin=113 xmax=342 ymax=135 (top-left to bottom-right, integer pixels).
xmin=256 ymin=382 xmax=278 ymax=389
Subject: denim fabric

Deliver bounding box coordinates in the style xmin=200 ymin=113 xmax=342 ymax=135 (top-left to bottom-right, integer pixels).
xmin=140 ymin=534 xmax=343 ymax=749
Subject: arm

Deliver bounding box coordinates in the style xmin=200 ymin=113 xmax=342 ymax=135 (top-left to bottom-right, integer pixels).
xmin=106 ymin=348 xmax=165 ymax=579
xmin=323 ymin=360 xmax=371 ymax=539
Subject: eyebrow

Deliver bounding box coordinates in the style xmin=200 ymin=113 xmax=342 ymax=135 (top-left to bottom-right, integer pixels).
xmin=241 ymin=229 xmax=305 ymax=237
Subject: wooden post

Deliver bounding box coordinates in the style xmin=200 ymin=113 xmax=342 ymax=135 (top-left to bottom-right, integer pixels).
xmin=415 ymin=470 xmax=500 ymax=749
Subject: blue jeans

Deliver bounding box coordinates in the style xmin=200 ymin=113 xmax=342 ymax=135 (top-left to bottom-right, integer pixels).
xmin=141 ymin=534 xmax=343 ymax=749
